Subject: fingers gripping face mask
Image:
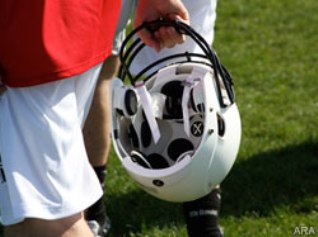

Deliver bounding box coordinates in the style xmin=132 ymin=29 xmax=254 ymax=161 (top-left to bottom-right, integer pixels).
xmin=110 ymin=20 xmax=241 ymax=202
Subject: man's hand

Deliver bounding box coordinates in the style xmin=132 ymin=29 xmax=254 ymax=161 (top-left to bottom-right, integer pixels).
xmin=135 ymin=0 xmax=190 ymax=52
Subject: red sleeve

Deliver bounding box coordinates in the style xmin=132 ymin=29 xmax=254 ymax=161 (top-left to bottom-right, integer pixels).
xmin=0 ymin=0 xmax=121 ymax=87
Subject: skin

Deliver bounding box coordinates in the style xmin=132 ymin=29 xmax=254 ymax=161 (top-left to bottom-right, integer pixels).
xmin=83 ymin=55 xmax=120 ymax=166
xmin=135 ymin=0 xmax=189 ymax=52
xmin=4 ymin=213 xmax=94 ymax=237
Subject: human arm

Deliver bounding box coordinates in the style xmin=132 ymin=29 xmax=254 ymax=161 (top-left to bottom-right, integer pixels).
xmin=135 ymin=0 xmax=190 ymax=52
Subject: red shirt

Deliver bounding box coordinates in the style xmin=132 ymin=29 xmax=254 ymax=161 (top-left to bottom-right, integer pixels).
xmin=0 ymin=0 xmax=121 ymax=87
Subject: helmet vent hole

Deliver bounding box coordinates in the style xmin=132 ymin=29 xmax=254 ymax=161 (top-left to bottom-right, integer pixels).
xmin=153 ymin=179 xmax=164 ymax=187
xmin=128 ymin=124 xmax=139 ymax=148
xmin=146 ymin=153 xmax=170 ymax=169
xmin=175 ymin=65 xmax=193 ymax=74
xmin=161 ymin=81 xmax=184 ymax=119
xmin=124 ymin=89 xmax=138 ymax=116
xmin=167 ymin=139 xmax=194 ymax=161
xmin=217 ymin=114 xmax=225 ymax=137
xmin=141 ymin=120 xmax=152 ymax=147
xmin=196 ymin=103 xmax=205 ymax=113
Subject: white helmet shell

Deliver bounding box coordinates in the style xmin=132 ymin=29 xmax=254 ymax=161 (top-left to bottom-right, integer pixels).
xmin=110 ymin=20 xmax=241 ymax=202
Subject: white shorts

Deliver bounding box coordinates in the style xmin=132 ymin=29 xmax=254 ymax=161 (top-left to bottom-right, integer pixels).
xmin=112 ymin=0 xmax=217 ymax=73
xmin=0 ymin=64 xmax=103 ymax=226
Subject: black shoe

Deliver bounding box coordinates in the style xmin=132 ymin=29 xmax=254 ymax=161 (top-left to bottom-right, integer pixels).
xmin=87 ymin=214 xmax=111 ymax=237
xmin=209 ymin=226 xmax=224 ymax=237
xmin=183 ymin=188 xmax=223 ymax=237
xmin=86 ymin=195 xmax=111 ymax=237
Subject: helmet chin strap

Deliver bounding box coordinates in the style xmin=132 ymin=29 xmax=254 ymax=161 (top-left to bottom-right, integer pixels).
xmin=182 ymin=76 xmax=201 ymax=137
xmin=135 ymin=81 xmax=161 ymax=144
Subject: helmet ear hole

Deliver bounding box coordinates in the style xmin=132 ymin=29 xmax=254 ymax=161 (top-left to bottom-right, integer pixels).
xmin=217 ymin=114 xmax=225 ymax=137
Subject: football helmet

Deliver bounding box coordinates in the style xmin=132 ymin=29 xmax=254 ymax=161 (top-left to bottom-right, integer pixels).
xmin=110 ymin=20 xmax=241 ymax=202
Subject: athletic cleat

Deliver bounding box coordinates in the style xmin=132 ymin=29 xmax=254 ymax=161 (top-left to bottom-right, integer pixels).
xmin=87 ymin=216 xmax=111 ymax=237
xmin=211 ymin=226 xmax=224 ymax=237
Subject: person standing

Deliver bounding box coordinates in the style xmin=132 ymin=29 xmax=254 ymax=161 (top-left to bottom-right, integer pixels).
xmin=0 ymin=1 xmax=189 ymax=237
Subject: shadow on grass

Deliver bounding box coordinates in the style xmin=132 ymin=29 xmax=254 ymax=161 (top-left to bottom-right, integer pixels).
xmin=107 ymin=140 xmax=318 ymax=236
xmin=221 ymin=140 xmax=318 ymax=217
xmin=1 ymin=141 xmax=316 ymax=237
xmin=106 ymin=189 xmax=184 ymax=236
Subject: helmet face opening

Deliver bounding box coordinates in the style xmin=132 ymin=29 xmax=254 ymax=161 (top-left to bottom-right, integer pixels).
xmin=115 ymin=63 xmax=209 ymax=169
xmin=110 ymin=20 xmax=241 ymax=202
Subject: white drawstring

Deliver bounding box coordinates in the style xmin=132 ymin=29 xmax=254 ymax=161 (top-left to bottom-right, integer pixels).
xmin=182 ymin=76 xmax=201 ymax=136
xmin=135 ymin=81 xmax=161 ymax=144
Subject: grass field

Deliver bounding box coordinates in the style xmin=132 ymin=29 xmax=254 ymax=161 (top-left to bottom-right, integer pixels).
xmin=105 ymin=0 xmax=318 ymax=236
xmin=1 ymin=0 xmax=317 ymax=236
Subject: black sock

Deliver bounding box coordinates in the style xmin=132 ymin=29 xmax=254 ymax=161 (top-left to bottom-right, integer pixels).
xmin=86 ymin=165 xmax=108 ymax=225
xmin=93 ymin=165 xmax=107 ymax=188
xmin=182 ymin=188 xmax=222 ymax=237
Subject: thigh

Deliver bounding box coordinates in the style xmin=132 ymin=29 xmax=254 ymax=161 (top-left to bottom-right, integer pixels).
xmin=0 ymin=66 xmax=102 ymax=226
xmin=4 ymin=213 xmax=94 ymax=237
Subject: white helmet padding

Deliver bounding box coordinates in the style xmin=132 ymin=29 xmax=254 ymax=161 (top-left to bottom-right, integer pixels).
xmin=110 ymin=20 xmax=241 ymax=202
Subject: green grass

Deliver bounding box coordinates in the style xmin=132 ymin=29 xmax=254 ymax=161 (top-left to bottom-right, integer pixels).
xmin=1 ymin=0 xmax=317 ymax=236
xmin=105 ymin=0 xmax=318 ymax=236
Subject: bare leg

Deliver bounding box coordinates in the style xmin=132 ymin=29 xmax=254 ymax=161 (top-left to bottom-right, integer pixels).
xmin=4 ymin=213 xmax=93 ymax=237
xmin=83 ymin=55 xmax=120 ymax=167
xmin=83 ymin=55 xmax=120 ymax=235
